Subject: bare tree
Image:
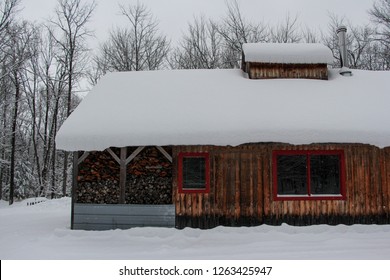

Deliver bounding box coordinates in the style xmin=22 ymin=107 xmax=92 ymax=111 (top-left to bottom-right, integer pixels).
xmin=0 ymin=0 xmax=21 ymax=201
xmin=369 ymin=0 xmax=390 ymax=44
xmin=93 ymin=1 xmax=169 ymax=77
xmin=348 ymin=24 xmax=377 ymax=69
xmin=271 ymin=13 xmax=302 ymax=43
xmin=50 ymin=0 xmax=96 ymax=197
xmin=321 ymin=14 xmax=347 ymax=67
xmin=0 ymin=0 xmax=20 ymax=37
xmin=171 ymin=16 xmax=224 ymax=69
xmin=38 ymin=27 xmax=69 ymax=197
xmin=0 ymin=0 xmax=20 ymax=70
xmin=216 ymin=0 xmax=269 ymax=68
xmin=369 ymin=0 xmax=390 ymax=69
xmin=320 ymin=13 xmax=384 ymax=70
xmin=301 ymin=26 xmax=320 ymax=43
xmin=0 ymin=64 xmax=12 ymax=200
xmin=5 ymin=21 xmax=38 ymax=204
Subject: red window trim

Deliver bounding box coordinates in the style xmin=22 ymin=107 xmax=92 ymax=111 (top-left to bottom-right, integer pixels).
xmin=178 ymin=152 xmax=210 ymax=194
xmin=272 ymin=150 xmax=346 ymax=201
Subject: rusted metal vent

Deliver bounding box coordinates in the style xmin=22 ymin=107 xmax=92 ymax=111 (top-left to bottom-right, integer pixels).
xmin=241 ymin=43 xmax=333 ymax=80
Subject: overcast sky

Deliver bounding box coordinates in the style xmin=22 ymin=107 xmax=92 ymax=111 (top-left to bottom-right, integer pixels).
xmin=21 ymin=0 xmax=376 ymax=47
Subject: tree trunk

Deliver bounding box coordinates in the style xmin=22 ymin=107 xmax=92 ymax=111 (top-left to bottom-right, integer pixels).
xmin=41 ymin=74 xmax=51 ymax=193
xmin=62 ymin=45 xmax=73 ymax=197
xmin=9 ymin=72 xmax=20 ymax=205
xmin=0 ymin=82 xmax=7 ymax=201
xmin=30 ymin=88 xmax=42 ymax=189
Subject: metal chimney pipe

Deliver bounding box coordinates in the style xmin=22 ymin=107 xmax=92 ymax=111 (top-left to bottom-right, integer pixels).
xmin=336 ymin=26 xmax=352 ymax=76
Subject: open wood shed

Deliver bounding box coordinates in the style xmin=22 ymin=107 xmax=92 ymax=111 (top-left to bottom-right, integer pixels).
xmin=56 ymin=43 xmax=390 ymax=230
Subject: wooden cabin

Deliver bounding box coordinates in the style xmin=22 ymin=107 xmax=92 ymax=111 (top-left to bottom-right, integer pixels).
xmin=56 ymin=43 xmax=390 ymax=230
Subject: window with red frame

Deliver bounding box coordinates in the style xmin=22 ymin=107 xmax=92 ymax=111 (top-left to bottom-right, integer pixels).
xmin=178 ymin=152 xmax=210 ymax=193
xmin=272 ymin=150 xmax=345 ymax=200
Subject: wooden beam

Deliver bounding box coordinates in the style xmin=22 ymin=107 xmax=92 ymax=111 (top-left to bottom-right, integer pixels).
xmin=77 ymin=151 xmax=90 ymax=165
xmin=107 ymin=148 xmax=120 ymax=165
xmin=125 ymin=146 xmax=145 ymax=165
xmin=71 ymin=151 xmax=79 ymax=230
xmin=119 ymin=147 xmax=127 ymax=204
xmin=156 ymin=146 xmax=172 ymax=162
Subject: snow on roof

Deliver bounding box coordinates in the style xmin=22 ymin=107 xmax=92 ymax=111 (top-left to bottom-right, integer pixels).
xmin=242 ymin=43 xmax=334 ymax=64
xmin=56 ymin=68 xmax=390 ymax=151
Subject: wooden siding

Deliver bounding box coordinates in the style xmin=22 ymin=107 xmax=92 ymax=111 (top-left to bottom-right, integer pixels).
xmin=243 ymin=62 xmax=328 ymax=80
xmin=173 ymin=144 xmax=390 ymax=228
xmin=73 ymin=203 xmax=175 ymax=230
xmin=72 ymin=143 xmax=390 ymax=229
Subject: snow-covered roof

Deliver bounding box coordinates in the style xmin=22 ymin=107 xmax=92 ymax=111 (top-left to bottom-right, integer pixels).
xmin=56 ymin=68 xmax=390 ymax=151
xmin=242 ymin=43 xmax=334 ymax=64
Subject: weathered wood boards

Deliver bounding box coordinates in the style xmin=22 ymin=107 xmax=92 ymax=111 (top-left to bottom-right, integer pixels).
xmin=243 ymin=62 xmax=329 ymax=80
xmin=73 ymin=143 xmax=390 ymax=229
xmin=174 ymin=144 xmax=390 ymax=228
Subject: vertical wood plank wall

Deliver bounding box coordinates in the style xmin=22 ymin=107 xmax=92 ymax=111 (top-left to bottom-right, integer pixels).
xmin=243 ymin=63 xmax=329 ymax=80
xmin=173 ymin=144 xmax=390 ymax=228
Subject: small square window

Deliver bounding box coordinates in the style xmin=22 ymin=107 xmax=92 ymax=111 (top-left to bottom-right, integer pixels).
xmin=178 ymin=153 xmax=210 ymax=193
xmin=273 ymin=150 xmax=345 ymax=200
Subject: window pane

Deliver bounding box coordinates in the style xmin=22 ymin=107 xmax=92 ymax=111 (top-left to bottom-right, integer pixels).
xmin=277 ymin=155 xmax=307 ymax=195
xmin=310 ymin=155 xmax=340 ymax=195
xmin=183 ymin=157 xmax=206 ymax=189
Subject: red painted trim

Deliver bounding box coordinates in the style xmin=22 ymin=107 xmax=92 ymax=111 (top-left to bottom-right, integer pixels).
xmin=178 ymin=152 xmax=210 ymax=194
xmin=272 ymin=150 xmax=346 ymax=201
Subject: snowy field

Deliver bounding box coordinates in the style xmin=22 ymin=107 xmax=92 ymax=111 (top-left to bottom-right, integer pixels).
xmin=1 ymin=197 xmax=390 ymax=260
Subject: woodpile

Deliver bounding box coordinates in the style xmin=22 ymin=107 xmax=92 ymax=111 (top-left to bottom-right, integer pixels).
xmin=77 ymin=180 xmax=120 ymax=204
xmin=126 ymin=175 xmax=171 ymax=204
xmin=78 ymin=151 xmax=120 ymax=182
xmin=126 ymin=146 xmax=172 ymax=204
xmin=76 ymin=146 xmax=172 ymax=204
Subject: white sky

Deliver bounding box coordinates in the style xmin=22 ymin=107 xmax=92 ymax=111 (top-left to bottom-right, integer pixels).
xmin=21 ymin=0 xmax=376 ymax=48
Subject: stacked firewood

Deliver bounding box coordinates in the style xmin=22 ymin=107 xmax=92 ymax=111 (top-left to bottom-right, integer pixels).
xmin=77 ymin=151 xmax=120 ymax=203
xmin=126 ymin=176 xmax=171 ymax=204
xmin=77 ymin=181 xmax=120 ymax=204
xmin=126 ymin=146 xmax=172 ymax=204
xmin=76 ymin=147 xmax=172 ymax=204
xmin=78 ymin=151 xmax=120 ymax=182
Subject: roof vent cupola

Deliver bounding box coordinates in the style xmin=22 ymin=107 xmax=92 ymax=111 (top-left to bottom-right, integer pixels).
xmin=241 ymin=43 xmax=333 ymax=80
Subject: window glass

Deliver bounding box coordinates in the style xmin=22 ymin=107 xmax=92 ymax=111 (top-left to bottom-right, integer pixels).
xmin=310 ymin=155 xmax=340 ymax=195
xmin=273 ymin=150 xmax=345 ymax=200
xmin=277 ymin=155 xmax=307 ymax=195
xmin=183 ymin=157 xmax=206 ymax=189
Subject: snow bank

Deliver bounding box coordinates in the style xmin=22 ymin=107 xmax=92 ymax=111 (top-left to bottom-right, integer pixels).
xmin=56 ymin=68 xmax=390 ymax=151
xmin=242 ymin=43 xmax=334 ymax=64
xmin=1 ymin=198 xmax=390 ymax=259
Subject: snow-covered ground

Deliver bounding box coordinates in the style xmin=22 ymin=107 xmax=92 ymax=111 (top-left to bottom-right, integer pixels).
xmin=1 ymin=197 xmax=390 ymax=260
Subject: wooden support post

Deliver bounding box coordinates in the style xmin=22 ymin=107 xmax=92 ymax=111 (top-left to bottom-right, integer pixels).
xmin=71 ymin=151 xmax=79 ymax=230
xmin=107 ymin=147 xmax=138 ymax=204
xmin=119 ymin=147 xmax=127 ymax=204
